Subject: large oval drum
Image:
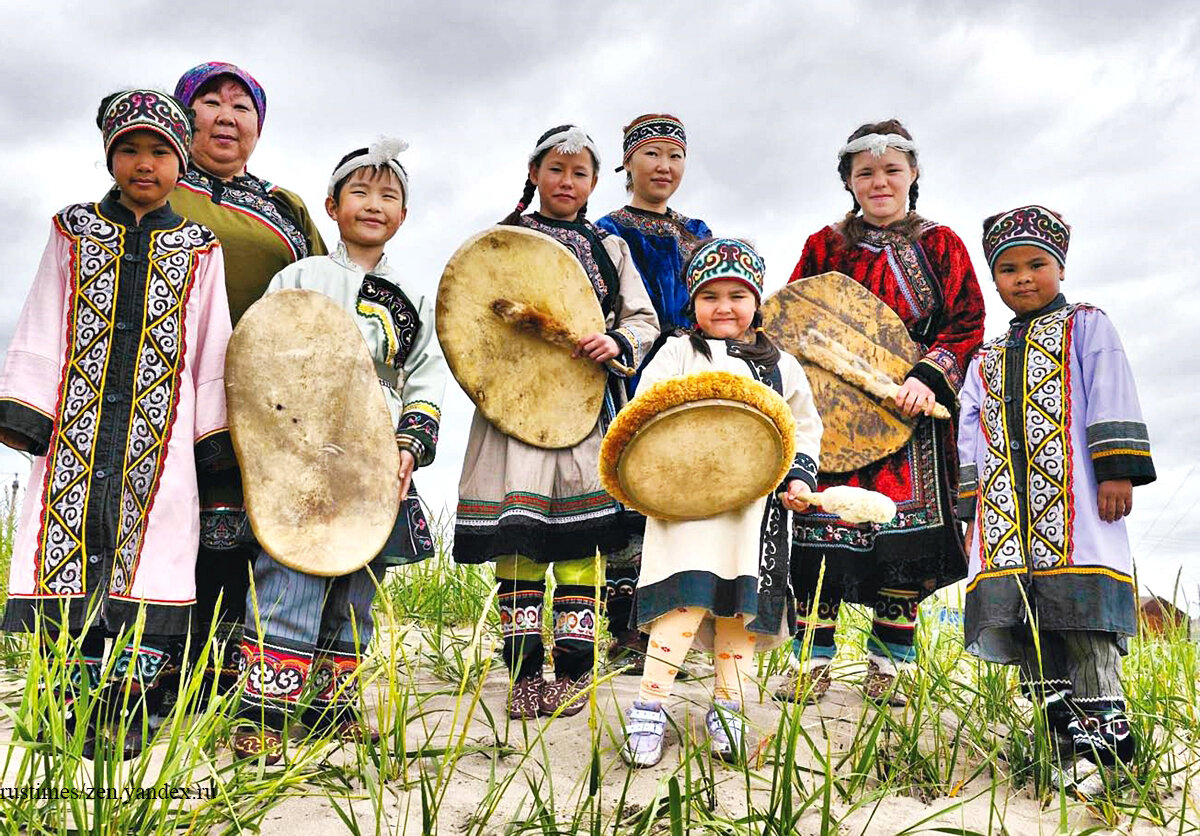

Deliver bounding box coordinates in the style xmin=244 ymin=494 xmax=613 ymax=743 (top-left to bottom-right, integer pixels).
xmin=600 ymin=371 xmax=796 ymax=521
xmin=437 ymin=226 xmax=608 ymax=449
xmin=226 ymin=289 xmax=400 ymax=576
xmin=762 ymin=272 xmax=920 ymax=474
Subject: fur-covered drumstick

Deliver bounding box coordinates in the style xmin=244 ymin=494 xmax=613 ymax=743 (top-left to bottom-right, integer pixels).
xmin=778 ymin=484 xmax=897 ymax=524
xmin=797 ymin=327 xmax=952 ymax=421
xmin=491 ymin=298 xmax=637 ymax=377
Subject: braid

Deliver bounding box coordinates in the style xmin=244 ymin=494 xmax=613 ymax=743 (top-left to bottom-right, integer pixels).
xmin=501 ymin=178 xmax=537 ymax=225
xmin=908 ymin=179 xmax=919 ymax=211
xmin=576 ymin=200 xmax=589 ymax=223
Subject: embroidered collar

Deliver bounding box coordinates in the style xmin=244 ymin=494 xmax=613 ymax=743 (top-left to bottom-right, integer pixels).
xmin=99 ymin=189 xmax=181 ymax=230
xmin=1010 ymin=293 xmax=1068 ymax=324
xmin=332 ymin=241 xmax=392 ymax=277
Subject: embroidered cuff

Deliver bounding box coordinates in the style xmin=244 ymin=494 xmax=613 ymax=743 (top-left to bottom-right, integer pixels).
xmin=396 ymin=401 xmax=440 ymax=467
xmin=781 ymin=452 xmax=818 ymax=492
xmin=956 ymin=463 xmax=979 ymax=521
xmin=0 ymin=397 xmax=53 ymax=455
xmin=907 ymin=356 xmax=958 ymax=412
xmin=1088 ymin=420 xmax=1157 ymax=486
xmin=606 ymin=328 xmax=636 ymax=376
xmin=195 ymin=429 xmax=236 ymax=475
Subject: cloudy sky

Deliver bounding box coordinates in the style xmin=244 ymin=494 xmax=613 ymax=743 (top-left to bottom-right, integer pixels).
xmin=1 ymin=1 xmax=1197 ymax=600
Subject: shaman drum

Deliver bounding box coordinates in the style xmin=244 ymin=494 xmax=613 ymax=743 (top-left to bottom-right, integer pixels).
xmin=762 ymin=271 xmax=922 ymax=474
xmin=599 ymin=371 xmax=796 ymax=521
xmin=225 ymin=289 xmax=400 ymax=577
xmin=437 ymin=225 xmax=608 ymax=449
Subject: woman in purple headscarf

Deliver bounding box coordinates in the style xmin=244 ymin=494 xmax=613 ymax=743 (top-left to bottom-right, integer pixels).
xmin=168 ymin=62 xmax=327 ymax=695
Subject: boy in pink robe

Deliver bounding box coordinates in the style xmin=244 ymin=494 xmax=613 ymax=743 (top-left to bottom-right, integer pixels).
xmin=0 ymin=89 xmax=233 ymax=758
xmin=958 ymin=205 xmax=1156 ymax=772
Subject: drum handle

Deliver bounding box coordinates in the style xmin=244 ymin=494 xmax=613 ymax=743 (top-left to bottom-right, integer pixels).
xmin=777 ymin=486 xmax=897 ymax=524
xmin=491 ymin=298 xmax=636 ymax=377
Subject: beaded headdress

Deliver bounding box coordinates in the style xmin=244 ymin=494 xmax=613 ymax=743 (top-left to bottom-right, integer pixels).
xmin=99 ymin=90 xmax=192 ymax=172
xmin=982 ymin=205 xmax=1070 ymax=269
xmin=616 ymin=114 xmax=687 ymax=172
xmin=686 ymin=238 xmax=765 ymax=301
xmin=174 ymin=61 xmax=267 ymax=133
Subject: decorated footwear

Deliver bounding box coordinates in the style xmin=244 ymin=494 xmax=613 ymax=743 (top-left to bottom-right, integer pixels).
xmin=621 ymin=700 xmax=667 ymax=768
xmin=507 ymin=676 xmax=544 ymax=720
xmin=862 ymin=660 xmax=907 ymax=707
xmin=774 ymin=663 xmax=832 ymax=704
xmin=539 ymin=673 xmax=591 ymax=718
xmin=706 ymin=699 xmax=746 ymax=763
xmin=336 ymin=719 xmax=381 ymax=744
xmin=230 ymin=726 xmax=283 ymax=765
xmin=607 ymin=632 xmax=648 ymax=675
xmin=1068 ymin=706 xmax=1134 ymax=766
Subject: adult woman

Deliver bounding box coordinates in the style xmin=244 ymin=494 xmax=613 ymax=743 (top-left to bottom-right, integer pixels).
xmin=595 ymin=114 xmax=711 ymax=668
xmin=783 ymin=120 xmax=984 ymax=704
xmin=170 ymin=62 xmax=327 ymax=693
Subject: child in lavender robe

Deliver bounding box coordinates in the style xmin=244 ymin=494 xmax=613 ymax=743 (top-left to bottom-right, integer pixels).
xmin=957 ymin=205 xmax=1156 ymax=770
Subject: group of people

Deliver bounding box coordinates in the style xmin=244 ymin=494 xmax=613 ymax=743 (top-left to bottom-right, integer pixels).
xmin=0 ymin=60 xmax=1156 ymax=781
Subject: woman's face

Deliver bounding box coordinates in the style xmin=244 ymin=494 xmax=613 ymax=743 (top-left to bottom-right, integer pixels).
xmin=626 ymin=141 xmax=685 ymax=209
xmin=190 ymin=77 xmax=260 ymax=179
xmin=529 ymin=148 xmax=597 ymax=221
xmin=847 ymin=147 xmax=916 ymax=227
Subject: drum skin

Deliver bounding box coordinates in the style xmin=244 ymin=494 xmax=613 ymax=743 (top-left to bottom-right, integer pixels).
xmin=437 ymin=226 xmax=608 ymax=449
xmin=225 ymin=289 xmax=400 ymax=577
xmin=600 ymin=371 xmax=795 ymax=521
xmin=761 ymin=272 xmax=920 ymax=474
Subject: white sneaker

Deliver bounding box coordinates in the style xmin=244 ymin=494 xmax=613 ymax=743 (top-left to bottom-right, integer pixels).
xmin=621 ymin=700 xmax=666 ymax=768
xmin=706 ymin=699 xmax=746 ymax=762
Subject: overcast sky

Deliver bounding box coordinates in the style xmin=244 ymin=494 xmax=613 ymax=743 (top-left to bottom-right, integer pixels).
xmin=1 ymin=1 xmax=1197 ymax=602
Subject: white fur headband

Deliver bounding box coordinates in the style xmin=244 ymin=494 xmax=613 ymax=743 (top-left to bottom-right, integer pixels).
xmin=837 ymin=133 xmax=919 ymax=161
xmin=328 ymin=136 xmax=410 ymax=201
xmin=527 ymin=126 xmax=601 ymax=168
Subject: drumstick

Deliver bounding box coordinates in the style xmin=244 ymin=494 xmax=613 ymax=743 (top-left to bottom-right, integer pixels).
xmin=778 ymin=485 xmax=897 ymax=524
xmin=796 ymin=328 xmax=951 ymax=421
xmin=491 ymin=298 xmax=637 ymax=377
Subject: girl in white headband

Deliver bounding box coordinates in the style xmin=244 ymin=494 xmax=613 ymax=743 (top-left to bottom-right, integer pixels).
xmin=779 ymin=119 xmax=985 ymax=707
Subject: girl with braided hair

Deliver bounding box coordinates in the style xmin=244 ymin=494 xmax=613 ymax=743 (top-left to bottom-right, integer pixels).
xmin=780 ymin=119 xmax=985 ymax=706
xmin=453 ymin=125 xmax=659 ymax=720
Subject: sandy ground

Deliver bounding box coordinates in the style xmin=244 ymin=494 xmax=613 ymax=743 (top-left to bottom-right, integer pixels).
xmin=1 ymin=645 xmax=1189 ymax=836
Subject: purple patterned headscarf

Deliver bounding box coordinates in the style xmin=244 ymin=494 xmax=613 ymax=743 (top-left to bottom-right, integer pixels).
xmin=173 ymin=62 xmax=267 ymax=133
xmin=982 ymin=205 xmax=1071 ymax=270
xmin=99 ymin=90 xmax=192 ymax=172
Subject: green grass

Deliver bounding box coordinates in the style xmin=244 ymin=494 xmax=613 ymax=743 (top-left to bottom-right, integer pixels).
xmin=0 ymin=506 xmax=1197 ymax=833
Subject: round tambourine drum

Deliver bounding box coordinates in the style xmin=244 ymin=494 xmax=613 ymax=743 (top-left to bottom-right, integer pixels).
xmin=225 ymin=289 xmax=400 ymax=577
xmin=599 ymin=371 xmax=796 ymax=521
xmin=762 ymin=271 xmax=922 ymax=474
xmin=437 ymin=225 xmax=608 ymax=449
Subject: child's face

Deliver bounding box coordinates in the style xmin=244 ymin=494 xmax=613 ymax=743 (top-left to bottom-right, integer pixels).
xmin=325 ymin=167 xmax=407 ymax=250
xmin=627 ymin=141 xmax=685 ymax=206
xmin=847 ymin=147 xmax=916 ymax=227
xmin=529 ymin=149 xmax=597 ymax=221
xmin=111 ymin=130 xmax=180 ymax=213
xmin=992 ymin=244 xmax=1064 ymax=316
xmin=693 ymin=280 xmax=757 ymax=342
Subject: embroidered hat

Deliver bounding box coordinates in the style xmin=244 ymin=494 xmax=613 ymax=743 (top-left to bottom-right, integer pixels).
xmin=685 ymin=238 xmax=765 ymax=301
xmin=328 ymin=136 xmax=410 ymax=204
xmin=982 ymin=205 xmax=1070 ymax=269
xmin=616 ymin=113 xmax=687 ymax=172
xmin=99 ymin=90 xmax=192 ymax=173
xmin=174 ymin=61 xmax=267 ymax=133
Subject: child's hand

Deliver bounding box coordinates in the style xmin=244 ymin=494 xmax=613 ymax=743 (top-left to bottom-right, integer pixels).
xmin=780 ymin=479 xmax=812 ymax=513
xmin=398 ymin=450 xmax=416 ymax=502
xmin=894 ymin=377 xmax=937 ymax=418
xmin=1097 ymin=479 xmax=1133 ymax=523
xmin=574 ymin=333 xmax=619 ymax=363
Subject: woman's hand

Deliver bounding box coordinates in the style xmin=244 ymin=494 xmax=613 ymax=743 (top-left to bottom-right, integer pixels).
xmin=574 ymin=333 xmax=619 ymax=363
xmin=894 ymin=377 xmax=937 ymax=418
xmin=781 ymin=479 xmax=812 ymax=513
xmin=1097 ymin=479 xmax=1133 ymax=522
xmin=398 ymin=449 xmax=416 ymax=502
